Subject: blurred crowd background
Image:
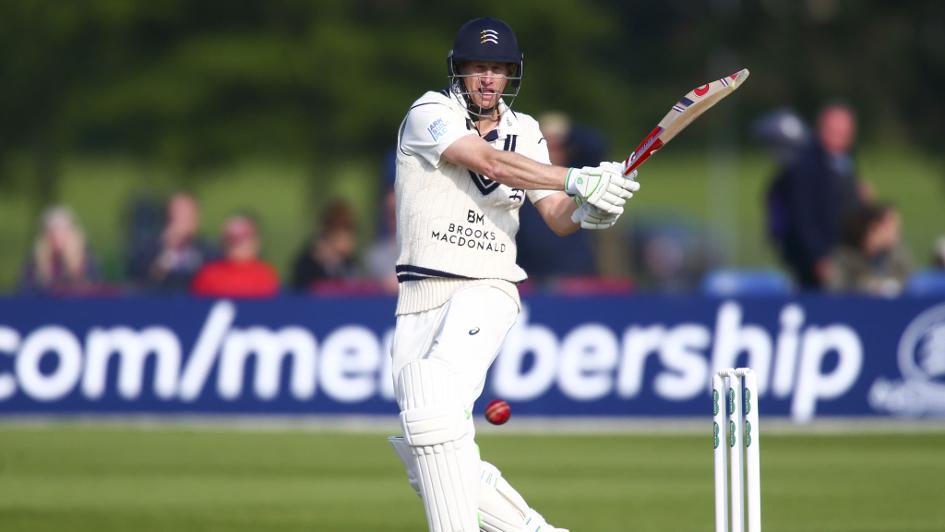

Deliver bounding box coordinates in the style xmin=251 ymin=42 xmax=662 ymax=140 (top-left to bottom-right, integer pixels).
xmin=1 ymin=0 xmax=943 ymax=298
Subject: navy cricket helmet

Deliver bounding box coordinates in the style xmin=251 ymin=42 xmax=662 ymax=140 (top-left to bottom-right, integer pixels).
xmin=447 ymin=17 xmax=524 ymax=116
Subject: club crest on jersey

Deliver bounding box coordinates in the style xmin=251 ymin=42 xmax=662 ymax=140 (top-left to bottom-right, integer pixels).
xmin=480 ymin=29 xmax=499 ymax=45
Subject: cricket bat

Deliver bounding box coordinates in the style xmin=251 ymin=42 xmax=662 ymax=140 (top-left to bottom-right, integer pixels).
xmin=622 ymin=68 xmax=750 ymax=175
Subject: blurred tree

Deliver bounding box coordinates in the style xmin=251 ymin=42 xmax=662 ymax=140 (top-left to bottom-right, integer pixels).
xmin=0 ymin=0 xmax=942 ymax=194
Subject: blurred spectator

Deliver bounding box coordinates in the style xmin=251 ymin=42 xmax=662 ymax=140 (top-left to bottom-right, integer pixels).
xmin=828 ymin=203 xmax=912 ymax=296
xmin=753 ymin=108 xmax=811 ymax=166
xmin=769 ymin=103 xmax=868 ymax=289
xmin=291 ymin=199 xmax=360 ymax=290
xmin=932 ymin=237 xmax=945 ymax=269
xmin=124 ymin=195 xmax=164 ymax=278
xmin=515 ymin=112 xmax=599 ymax=284
xmin=754 ymin=108 xmax=811 ymax=245
xmin=128 ymin=192 xmax=216 ymax=292
xmin=364 ymin=185 xmax=398 ymax=294
xmin=627 ymin=215 xmax=723 ymax=292
xmin=19 ymin=206 xmax=102 ymax=295
xmin=191 ymin=214 xmax=278 ymax=298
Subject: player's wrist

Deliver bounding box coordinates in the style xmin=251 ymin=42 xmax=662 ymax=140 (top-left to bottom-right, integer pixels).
xmin=564 ymin=168 xmax=580 ymax=195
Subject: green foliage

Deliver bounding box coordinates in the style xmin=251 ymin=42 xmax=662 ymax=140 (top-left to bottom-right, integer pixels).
xmin=2 ymin=0 xmax=940 ymax=175
xmin=0 ymin=1 xmax=943 ymax=290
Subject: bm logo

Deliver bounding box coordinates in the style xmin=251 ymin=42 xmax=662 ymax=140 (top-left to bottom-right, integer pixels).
xmin=467 ymin=210 xmax=484 ymax=224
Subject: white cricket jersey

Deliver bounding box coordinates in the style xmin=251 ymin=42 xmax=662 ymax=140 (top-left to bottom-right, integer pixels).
xmin=394 ymin=89 xmax=555 ymax=315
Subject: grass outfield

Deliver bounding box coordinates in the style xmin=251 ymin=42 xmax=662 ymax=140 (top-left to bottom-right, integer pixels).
xmin=1 ymin=425 xmax=944 ymax=531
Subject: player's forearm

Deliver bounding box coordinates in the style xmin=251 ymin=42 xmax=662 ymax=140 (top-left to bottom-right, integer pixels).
xmin=443 ymin=135 xmax=568 ymax=190
xmin=535 ymin=192 xmax=580 ymax=237
xmin=485 ymin=150 xmax=568 ymax=190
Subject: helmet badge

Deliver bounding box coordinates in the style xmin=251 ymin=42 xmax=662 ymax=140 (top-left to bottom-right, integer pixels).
xmin=480 ymin=29 xmax=499 ymax=45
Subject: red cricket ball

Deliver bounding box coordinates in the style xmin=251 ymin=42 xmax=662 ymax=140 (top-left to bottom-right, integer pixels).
xmin=484 ymin=399 xmax=511 ymax=425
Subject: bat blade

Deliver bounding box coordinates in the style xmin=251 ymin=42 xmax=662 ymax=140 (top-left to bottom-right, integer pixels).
xmin=623 ymin=68 xmax=750 ymax=175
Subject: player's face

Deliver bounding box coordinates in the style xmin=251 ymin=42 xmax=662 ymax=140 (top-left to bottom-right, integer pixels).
xmin=461 ymin=61 xmax=511 ymax=109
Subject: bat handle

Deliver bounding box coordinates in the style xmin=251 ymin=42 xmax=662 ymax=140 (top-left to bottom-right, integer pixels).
xmin=623 ymin=153 xmax=639 ymax=175
xmin=623 ymin=138 xmax=665 ymax=176
xmin=623 ymin=150 xmax=648 ymax=175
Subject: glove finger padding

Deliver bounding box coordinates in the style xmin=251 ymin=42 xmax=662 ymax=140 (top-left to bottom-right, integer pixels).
xmin=593 ymin=198 xmax=624 ymax=215
xmin=596 ymin=204 xmax=623 ymax=217
xmin=581 ymin=211 xmax=619 ymax=229
xmin=581 ymin=219 xmax=612 ymax=230
xmin=608 ymin=182 xmax=633 ymax=200
xmin=601 ymin=190 xmax=628 ymax=208
xmin=614 ymin=176 xmax=640 ymax=193
xmin=593 ymin=176 xmax=626 ymax=213
xmin=600 ymin=161 xmax=625 ymax=175
xmin=572 ymin=203 xmax=621 ymax=229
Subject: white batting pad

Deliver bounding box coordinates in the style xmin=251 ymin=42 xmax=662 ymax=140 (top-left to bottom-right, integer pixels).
xmin=391 ymin=439 xmax=568 ymax=532
xmin=479 ymin=461 xmax=568 ymax=532
xmin=397 ymin=359 xmax=479 ymax=532
xmin=388 ymin=436 xmax=421 ymax=497
xmin=525 ymin=510 xmax=569 ymax=532
xmin=479 ymin=461 xmax=528 ymax=532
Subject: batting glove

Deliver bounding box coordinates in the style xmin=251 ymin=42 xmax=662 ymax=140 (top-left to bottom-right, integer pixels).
xmin=570 ymin=202 xmax=619 ymax=229
xmin=565 ymin=164 xmax=640 ymax=215
xmin=569 ymin=163 xmax=640 ymax=229
xmin=598 ymin=161 xmax=640 ymax=184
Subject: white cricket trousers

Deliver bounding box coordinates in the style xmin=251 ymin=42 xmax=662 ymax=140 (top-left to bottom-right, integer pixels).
xmin=391 ymin=284 xmax=519 ymax=412
xmin=390 ymin=285 xmax=572 ymax=532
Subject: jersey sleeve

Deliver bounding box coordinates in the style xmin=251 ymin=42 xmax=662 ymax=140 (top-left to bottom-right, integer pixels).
xmin=400 ymin=102 xmax=477 ymax=168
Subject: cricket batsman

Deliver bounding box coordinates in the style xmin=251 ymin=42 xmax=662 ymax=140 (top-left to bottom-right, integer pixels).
xmin=387 ymin=17 xmax=640 ymax=532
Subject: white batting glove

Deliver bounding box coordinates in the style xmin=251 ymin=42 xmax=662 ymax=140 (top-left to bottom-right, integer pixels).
xmin=600 ymin=161 xmax=640 ymax=183
xmin=569 ymin=164 xmax=640 ymax=229
xmin=571 ymin=202 xmax=620 ymax=229
xmin=565 ymin=164 xmax=638 ymax=215
xmin=599 ymin=162 xmax=639 ymax=199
